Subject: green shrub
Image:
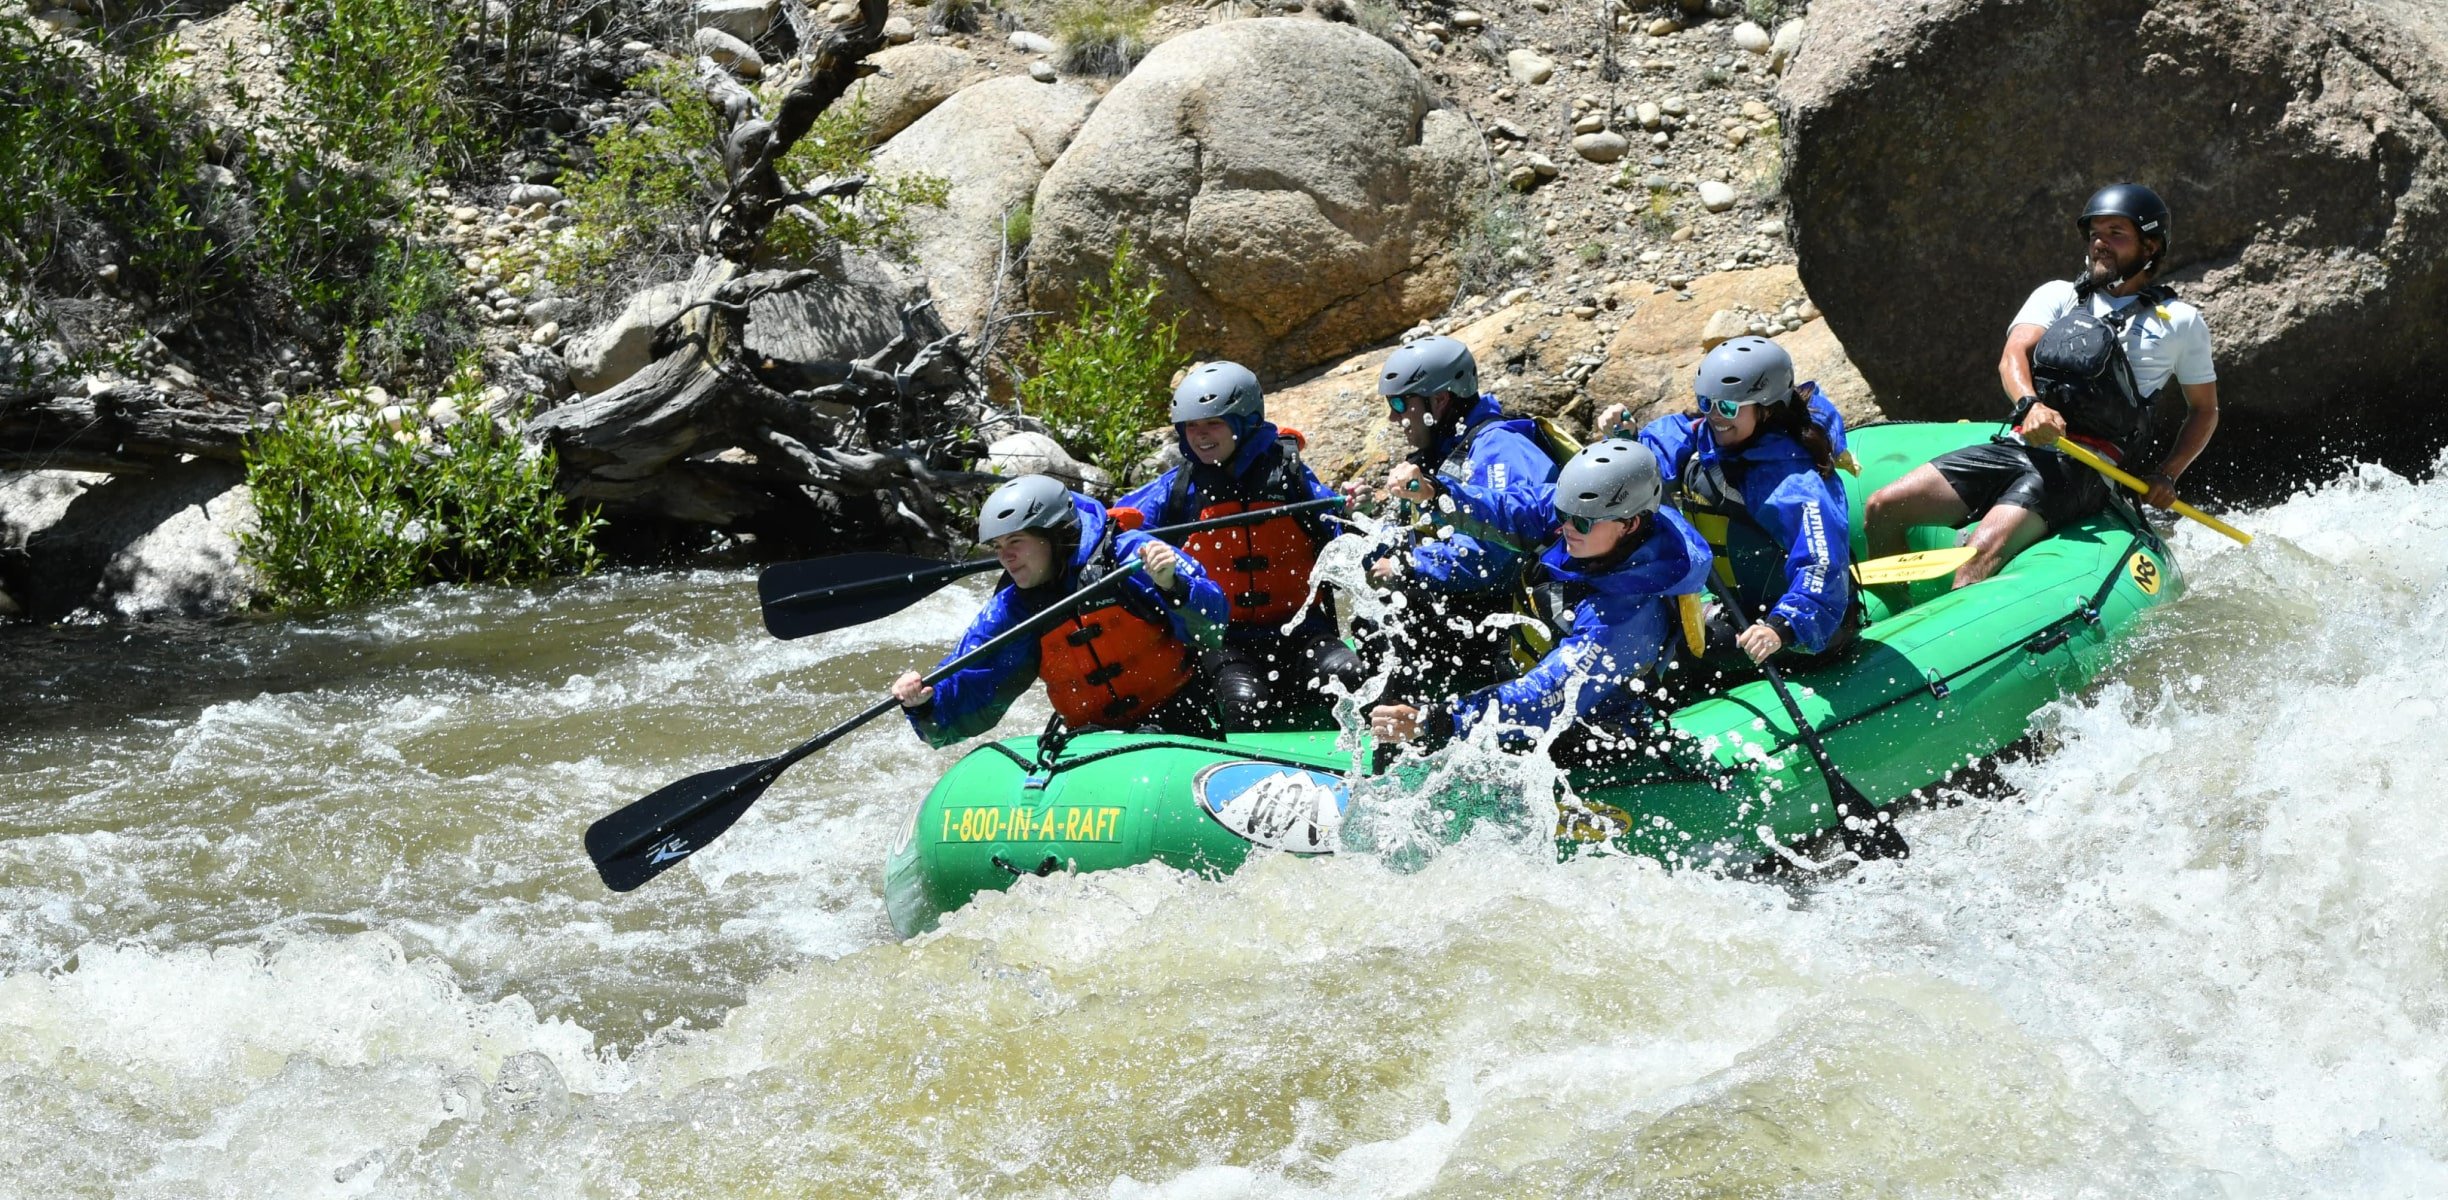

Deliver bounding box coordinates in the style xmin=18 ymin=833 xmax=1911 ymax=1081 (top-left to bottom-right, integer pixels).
xmin=242 ymin=368 xmax=602 ymax=609
xmin=552 ymin=69 xmax=948 ymax=299
xmin=1746 ymin=0 xmax=1790 ymax=27
xmin=928 ymin=0 xmax=992 ymax=35
xmin=1002 ymin=200 xmax=1034 ymax=256
xmin=765 ymin=93 xmax=952 ymax=261
xmin=1576 ymin=241 xmax=1608 ymax=267
xmin=1049 ymin=0 xmax=1152 ymax=76
xmin=549 ymin=64 xmax=724 ymax=292
xmin=1452 ymin=188 xmax=1537 ymax=298
xmin=0 ymin=15 xmax=238 ymax=312
xmin=1641 ymin=185 xmax=1679 ymax=238
xmin=0 ymin=1 xmax=474 ymax=373
xmin=1016 ymin=237 xmax=1184 ymax=493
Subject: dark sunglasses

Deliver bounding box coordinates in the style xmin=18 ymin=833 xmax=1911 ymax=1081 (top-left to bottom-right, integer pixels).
xmin=1695 ymin=396 xmax=1755 ymax=420
xmin=1555 ymin=509 xmax=1599 ymax=534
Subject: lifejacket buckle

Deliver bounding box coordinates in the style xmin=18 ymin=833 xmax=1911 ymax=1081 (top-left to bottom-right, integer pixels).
xmin=1231 ymin=555 xmax=1270 ymax=571
xmin=1065 ymin=622 xmax=1104 ymax=646
xmin=1085 ymin=662 xmax=1125 ymax=685
xmin=1235 ymin=591 xmax=1272 ymax=608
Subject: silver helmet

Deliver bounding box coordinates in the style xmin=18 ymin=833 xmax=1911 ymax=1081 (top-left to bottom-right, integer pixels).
xmin=1377 ymin=335 xmax=1479 ymax=403
xmin=1693 ymin=335 xmax=1795 ymax=410
xmin=1169 ymin=361 xmax=1264 ymax=425
xmin=1553 ymin=439 xmax=1663 ymax=524
xmin=977 ymin=473 xmax=1078 ymax=543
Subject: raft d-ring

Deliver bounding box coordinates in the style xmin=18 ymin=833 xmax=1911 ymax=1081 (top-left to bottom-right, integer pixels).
xmin=992 ymin=854 xmax=1063 ymax=878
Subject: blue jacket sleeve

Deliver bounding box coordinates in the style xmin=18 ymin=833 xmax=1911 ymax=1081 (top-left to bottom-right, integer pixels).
xmin=1408 ymin=427 xmax=1553 ymax=593
xmin=1752 ymin=466 xmax=1854 ymax=653
xmin=908 ymin=592 xmax=1043 ymax=748
xmin=1114 ymin=528 xmax=1230 ymax=649
xmin=1446 ymin=590 xmax=1673 ymax=741
xmin=1112 ymin=468 xmax=1182 ymax=530
xmin=1295 ymin=460 xmax=1342 ymax=504
xmin=1436 ymin=476 xmax=1557 ymax=551
xmin=1636 ymin=415 xmax=1701 ymax=486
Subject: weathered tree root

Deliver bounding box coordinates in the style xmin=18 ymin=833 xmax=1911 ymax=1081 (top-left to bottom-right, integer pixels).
xmin=527 ymin=0 xmax=995 ymax=552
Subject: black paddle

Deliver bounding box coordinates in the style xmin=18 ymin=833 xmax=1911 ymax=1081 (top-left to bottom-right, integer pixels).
xmin=587 ymin=557 xmax=1151 ymax=892
xmin=756 ymin=495 xmax=1346 ymax=640
xmin=1712 ymin=586 xmax=1909 ymax=862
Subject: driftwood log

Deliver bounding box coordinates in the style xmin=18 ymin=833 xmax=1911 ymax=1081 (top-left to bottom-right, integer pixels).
xmin=526 ymin=0 xmax=998 ymax=551
xmin=0 ymin=384 xmax=255 ymax=474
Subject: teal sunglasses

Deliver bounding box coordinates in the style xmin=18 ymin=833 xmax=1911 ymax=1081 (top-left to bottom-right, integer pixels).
xmin=1696 ymin=396 xmax=1757 ymax=420
xmin=1556 ymin=509 xmax=1598 ymax=533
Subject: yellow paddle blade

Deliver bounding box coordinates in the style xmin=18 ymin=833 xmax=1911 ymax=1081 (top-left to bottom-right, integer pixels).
xmin=1850 ymin=546 xmax=1977 ymax=586
xmin=2055 ymin=440 xmax=2254 ymax=545
xmin=1677 ymin=591 xmax=1708 ymax=658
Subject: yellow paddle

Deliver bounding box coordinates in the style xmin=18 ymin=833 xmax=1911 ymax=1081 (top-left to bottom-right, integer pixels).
xmin=1850 ymin=546 xmax=1978 ymax=587
xmin=2053 ymin=440 xmax=2253 ymax=545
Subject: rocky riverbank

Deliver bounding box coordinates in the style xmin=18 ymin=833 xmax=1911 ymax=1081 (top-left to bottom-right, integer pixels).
xmin=9 ymin=0 xmax=2448 ymax=621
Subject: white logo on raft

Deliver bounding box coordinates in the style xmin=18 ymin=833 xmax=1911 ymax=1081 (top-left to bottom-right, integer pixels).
xmin=1194 ymin=762 xmax=1349 ymax=854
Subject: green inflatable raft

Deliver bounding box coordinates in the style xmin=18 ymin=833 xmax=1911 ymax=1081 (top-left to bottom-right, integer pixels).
xmin=884 ymin=421 xmax=2183 ymax=937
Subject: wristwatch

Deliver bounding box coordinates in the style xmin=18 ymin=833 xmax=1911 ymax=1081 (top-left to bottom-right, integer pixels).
xmin=2009 ymin=394 xmax=2038 ymax=425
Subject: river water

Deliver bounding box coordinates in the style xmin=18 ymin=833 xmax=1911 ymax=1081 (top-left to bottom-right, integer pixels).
xmin=4 ymin=454 xmax=2446 ymax=1198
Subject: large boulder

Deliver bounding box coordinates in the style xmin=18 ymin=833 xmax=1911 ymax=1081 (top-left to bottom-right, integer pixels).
xmin=1782 ymin=0 xmax=2448 ymax=433
xmin=1027 ymin=18 xmax=1480 ymax=378
xmin=564 ymin=282 xmax=692 ymax=397
xmin=0 ymin=462 xmax=259 ymax=622
xmin=871 ymin=74 xmax=1099 ymax=335
xmin=845 ymin=43 xmax=993 ymax=146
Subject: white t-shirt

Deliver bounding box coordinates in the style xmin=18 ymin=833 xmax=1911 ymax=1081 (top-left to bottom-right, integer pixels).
xmin=2012 ymin=278 xmax=2216 ymax=398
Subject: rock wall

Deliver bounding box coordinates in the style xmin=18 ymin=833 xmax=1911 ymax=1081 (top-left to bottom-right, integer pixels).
xmin=1782 ymin=0 xmax=2448 ymax=425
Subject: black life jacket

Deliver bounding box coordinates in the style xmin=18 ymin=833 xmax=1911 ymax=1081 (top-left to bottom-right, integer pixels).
xmin=2030 ymin=283 xmax=2178 ymax=462
xmin=1665 ymin=437 xmax=1793 ymax=623
xmin=1432 ymin=413 xmax=1578 ymax=481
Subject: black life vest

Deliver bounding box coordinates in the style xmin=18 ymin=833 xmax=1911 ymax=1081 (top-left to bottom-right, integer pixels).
xmin=2030 ymin=284 xmax=2177 ymax=462
xmin=1433 ymin=413 xmax=1577 ymax=481
xmin=1664 ymin=432 xmax=1793 ymax=623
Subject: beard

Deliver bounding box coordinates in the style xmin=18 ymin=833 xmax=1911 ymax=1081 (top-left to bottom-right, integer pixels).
xmin=2085 ymin=249 xmax=2127 ymax=286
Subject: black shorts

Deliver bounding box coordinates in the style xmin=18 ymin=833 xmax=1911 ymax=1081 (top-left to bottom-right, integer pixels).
xmin=1930 ymin=440 xmax=2114 ymax=531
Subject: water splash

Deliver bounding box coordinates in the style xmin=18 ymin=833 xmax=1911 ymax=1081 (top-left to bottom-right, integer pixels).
xmin=7 ymin=458 xmax=2448 ymax=1195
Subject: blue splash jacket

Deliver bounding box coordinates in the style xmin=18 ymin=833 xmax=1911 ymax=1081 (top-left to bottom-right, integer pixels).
xmin=907 ymin=494 xmax=1227 ymax=747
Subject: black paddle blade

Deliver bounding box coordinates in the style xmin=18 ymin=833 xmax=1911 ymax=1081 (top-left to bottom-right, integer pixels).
xmin=758 ymin=553 xmax=975 ymax=640
xmin=585 ymin=757 xmax=784 ymax=891
xmin=1828 ymin=776 xmax=1910 ymax=861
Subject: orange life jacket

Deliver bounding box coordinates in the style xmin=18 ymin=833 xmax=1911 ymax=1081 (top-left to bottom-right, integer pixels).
xmin=1167 ymin=438 xmax=1326 ymax=625
xmin=1037 ymin=596 xmax=1196 ymax=729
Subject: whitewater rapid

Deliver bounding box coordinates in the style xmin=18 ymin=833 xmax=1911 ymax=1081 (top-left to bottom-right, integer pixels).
xmin=4 ymin=456 xmax=2446 ymax=1197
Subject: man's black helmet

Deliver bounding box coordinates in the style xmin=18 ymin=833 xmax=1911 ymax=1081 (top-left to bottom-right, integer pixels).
xmin=2078 ymin=183 xmax=2170 ymax=274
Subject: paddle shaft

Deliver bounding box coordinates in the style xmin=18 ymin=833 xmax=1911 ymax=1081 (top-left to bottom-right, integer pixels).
xmin=1707 ymin=581 xmax=1906 ymax=860
xmin=595 ymin=558 xmax=1149 ymax=867
xmin=762 ymin=495 xmax=1345 ymax=612
xmin=2053 ymin=439 xmax=2253 ymax=545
